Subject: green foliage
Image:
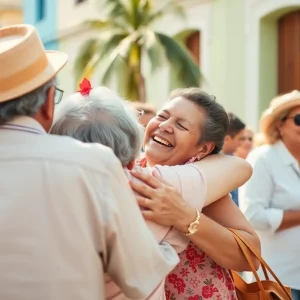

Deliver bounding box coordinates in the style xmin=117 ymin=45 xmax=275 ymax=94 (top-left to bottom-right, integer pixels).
xmin=75 ymin=0 xmax=201 ymax=102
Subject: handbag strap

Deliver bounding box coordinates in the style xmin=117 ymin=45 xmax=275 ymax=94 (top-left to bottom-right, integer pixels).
xmin=230 ymin=232 xmax=268 ymax=300
xmin=228 ymin=228 xmax=292 ymax=300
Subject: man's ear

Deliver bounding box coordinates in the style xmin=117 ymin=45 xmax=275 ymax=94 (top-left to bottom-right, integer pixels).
xmin=42 ymin=86 xmax=55 ymax=121
xmin=195 ymin=142 xmax=216 ymax=160
xmin=277 ymin=120 xmax=284 ymax=137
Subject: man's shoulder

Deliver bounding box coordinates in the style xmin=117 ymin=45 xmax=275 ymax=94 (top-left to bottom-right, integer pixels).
xmin=32 ymin=134 xmax=120 ymax=173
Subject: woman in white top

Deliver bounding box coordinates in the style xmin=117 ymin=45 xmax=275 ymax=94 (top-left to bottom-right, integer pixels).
xmin=239 ymin=90 xmax=300 ymax=300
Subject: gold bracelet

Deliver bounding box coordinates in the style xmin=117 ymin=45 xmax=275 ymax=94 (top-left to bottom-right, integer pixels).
xmin=183 ymin=208 xmax=201 ymax=236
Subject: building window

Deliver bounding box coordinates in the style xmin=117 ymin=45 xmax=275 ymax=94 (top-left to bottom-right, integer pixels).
xmin=36 ymin=0 xmax=46 ymax=22
xmin=185 ymin=31 xmax=201 ymax=67
xmin=76 ymin=0 xmax=87 ymax=4
xmin=278 ymin=10 xmax=300 ymax=94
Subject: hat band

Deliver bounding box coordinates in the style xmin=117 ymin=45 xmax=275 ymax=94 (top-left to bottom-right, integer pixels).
xmin=0 ymin=54 xmax=49 ymax=93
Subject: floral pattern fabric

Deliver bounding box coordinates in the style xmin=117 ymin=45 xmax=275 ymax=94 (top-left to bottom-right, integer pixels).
xmin=164 ymin=242 xmax=237 ymax=300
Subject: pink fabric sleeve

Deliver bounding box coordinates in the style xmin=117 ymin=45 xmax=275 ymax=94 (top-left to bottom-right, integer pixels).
xmin=152 ymin=164 xmax=207 ymax=253
xmin=125 ymin=168 xmax=172 ymax=245
xmin=153 ymin=164 xmax=207 ymax=209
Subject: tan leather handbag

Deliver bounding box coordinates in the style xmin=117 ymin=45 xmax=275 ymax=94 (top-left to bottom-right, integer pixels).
xmin=228 ymin=228 xmax=292 ymax=300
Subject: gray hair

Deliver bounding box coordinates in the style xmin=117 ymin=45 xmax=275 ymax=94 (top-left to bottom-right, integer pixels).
xmin=169 ymin=88 xmax=229 ymax=154
xmin=50 ymin=86 xmax=144 ymax=167
xmin=0 ymin=79 xmax=56 ymax=125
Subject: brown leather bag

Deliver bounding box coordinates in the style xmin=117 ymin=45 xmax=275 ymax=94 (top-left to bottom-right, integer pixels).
xmin=228 ymin=228 xmax=292 ymax=300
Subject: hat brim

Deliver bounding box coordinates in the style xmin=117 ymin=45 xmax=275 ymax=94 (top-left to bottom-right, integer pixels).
xmin=0 ymin=50 xmax=68 ymax=102
xmin=260 ymin=98 xmax=300 ymax=134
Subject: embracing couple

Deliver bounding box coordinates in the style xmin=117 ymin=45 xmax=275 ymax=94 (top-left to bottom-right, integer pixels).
xmin=0 ymin=24 xmax=260 ymax=300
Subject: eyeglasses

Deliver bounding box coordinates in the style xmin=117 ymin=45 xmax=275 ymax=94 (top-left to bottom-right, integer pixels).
xmin=283 ymin=114 xmax=300 ymax=126
xmin=54 ymin=87 xmax=64 ymax=105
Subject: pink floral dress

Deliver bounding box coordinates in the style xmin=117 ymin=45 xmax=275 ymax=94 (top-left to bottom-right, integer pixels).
xmin=136 ymin=156 xmax=238 ymax=300
xmin=164 ymin=242 xmax=237 ymax=300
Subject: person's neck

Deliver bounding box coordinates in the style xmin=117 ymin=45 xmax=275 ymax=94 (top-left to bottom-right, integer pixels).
xmin=222 ymin=148 xmax=232 ymax=155
xmin=282 ymin=138 xmax=300 ymax=165
xmin=234 ymin=149 xmax=247 ymax=159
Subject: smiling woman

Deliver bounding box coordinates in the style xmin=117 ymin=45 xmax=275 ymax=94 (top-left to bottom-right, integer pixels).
xmin=135 ymin=87 xmax=260 ymax=300
xmin=144 ymin=89 xmax=228 ymax=166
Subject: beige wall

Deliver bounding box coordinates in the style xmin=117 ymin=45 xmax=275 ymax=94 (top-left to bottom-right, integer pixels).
xmin=0 ymin=9 xmax=22 ymax=27
xmin=0 ymin=0 xmax=22 ymax=26
xmin=57 ymin=0 xmax=105 ymax=33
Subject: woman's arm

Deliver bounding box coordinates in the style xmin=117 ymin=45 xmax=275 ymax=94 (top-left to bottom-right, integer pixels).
xmin=130 ymin=170 xmax=260 ymax=271
xmin=278 ymin=211 xmax=300 ymax=231
xmin=187 ymin=195 xmax=261 ymax=271
xmin=154 ymin=154 xmax=252 ymax=210
xmin=191 ymin=154 xmax=252 ymax=206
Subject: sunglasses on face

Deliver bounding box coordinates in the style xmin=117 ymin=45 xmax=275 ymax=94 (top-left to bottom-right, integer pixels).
xmin=283 ymin=114 xmax=300 ymax=126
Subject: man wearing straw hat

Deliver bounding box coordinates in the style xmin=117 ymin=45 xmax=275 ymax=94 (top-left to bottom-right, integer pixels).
xmin=0 ymin=24 xmax=180 ymax=300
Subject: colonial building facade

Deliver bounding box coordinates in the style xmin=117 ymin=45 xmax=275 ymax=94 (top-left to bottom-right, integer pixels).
xmin=22 ymin=0 xmax=300 ymax=129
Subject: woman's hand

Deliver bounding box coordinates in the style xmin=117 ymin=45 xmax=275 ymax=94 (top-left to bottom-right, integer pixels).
xmin=130 ymin=168 xmax=196 ymax=233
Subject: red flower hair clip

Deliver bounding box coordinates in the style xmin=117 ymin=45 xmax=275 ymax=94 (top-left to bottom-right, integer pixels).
xmin=78 ymin=78 xmax=92 ymax=96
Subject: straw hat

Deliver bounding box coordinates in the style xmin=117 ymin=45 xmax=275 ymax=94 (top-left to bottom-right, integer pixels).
xmin=260 ymin=90 xmax=300 ymax=142
xmin=0 ymin=24 xmax=68 ymax=103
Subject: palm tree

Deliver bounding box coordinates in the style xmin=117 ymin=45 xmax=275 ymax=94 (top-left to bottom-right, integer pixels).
xmin=75 ymin=0 xmax=201 ymax=102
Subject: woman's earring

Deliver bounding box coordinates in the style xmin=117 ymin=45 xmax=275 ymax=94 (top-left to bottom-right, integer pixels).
xmin=186 ymin=156 xmax=198 ymax=164
xmin=186 ymin=155 xmax=201 ymax=164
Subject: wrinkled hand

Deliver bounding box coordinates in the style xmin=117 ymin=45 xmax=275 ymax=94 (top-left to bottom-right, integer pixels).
xmin=130 ymin=168 xmax=196 ymax=232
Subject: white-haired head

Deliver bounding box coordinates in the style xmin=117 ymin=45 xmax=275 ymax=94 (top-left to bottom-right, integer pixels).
xmin=50 ymin=86 xmax=144 ymax=167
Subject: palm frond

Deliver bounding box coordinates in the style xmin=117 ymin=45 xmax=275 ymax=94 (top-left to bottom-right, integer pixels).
xmin=145 ymin=0 xmax=185 ymax=26
xmin=101 ymin=55 xmax=126 ymax=87
xmin=155 ymin=32 xmax=201 ymax=87
xmin=104 ymin=0 xmax=132 ymax=27
xmin=80 ymin=33 xmax=127 ymax=79
xmin=101 ymin=32 xmax=139 ymax=83
xmin=134 ymin=0 xmax=152 ymax=29
xmin=142 ymin=29 xmax=163 ymax=73
xmin=74 ymin=39 xmax=100 ymax=81
xmin=83 ymin=20 xmax=111 ymax=30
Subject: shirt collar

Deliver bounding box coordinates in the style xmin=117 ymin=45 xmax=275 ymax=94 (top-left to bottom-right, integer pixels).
xmin=274 ymin=140 xmax=298 ymax=166
xmin=1 ymin=116 xmax=47 ymax=135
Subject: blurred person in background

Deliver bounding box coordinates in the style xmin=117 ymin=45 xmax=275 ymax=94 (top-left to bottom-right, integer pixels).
xmin=253 ymin=132 xmax=266 ymax=148
xmin=132 ymin=101 xmax=156 ymax=127
xmin=234 ymin=127 xmax=254 ymax=159
xmin=239 ymin=90 xmax=300 ymax=300
xmin=222 ymin=112 xmax=246 ymax=205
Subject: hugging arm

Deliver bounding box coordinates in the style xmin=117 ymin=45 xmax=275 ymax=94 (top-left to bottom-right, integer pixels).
xmin=191 ymin=154 xmax=252 ymax=206
xmin=130 ymin=166 xmax=260 ymax=272
xmin=189 ymin=195 xmax=260 ymax=271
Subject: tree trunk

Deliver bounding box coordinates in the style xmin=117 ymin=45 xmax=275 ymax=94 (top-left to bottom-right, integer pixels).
xmin=128 ymin=44 xmax=147 ymax=102
xmin=137 ymin=72 xmax=146 ymax=103
xmin=136 ymin=45 xmax=146 ymax=102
